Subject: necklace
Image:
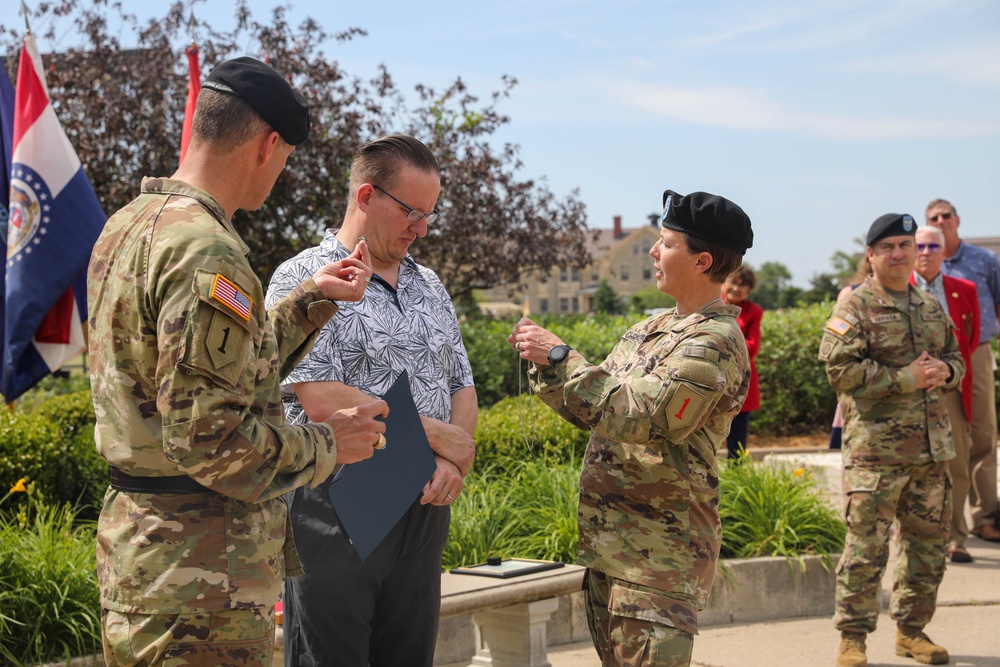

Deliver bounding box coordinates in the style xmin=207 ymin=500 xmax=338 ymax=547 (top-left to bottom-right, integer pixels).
xmin=517 ymin=354 xmax=536 ymax=452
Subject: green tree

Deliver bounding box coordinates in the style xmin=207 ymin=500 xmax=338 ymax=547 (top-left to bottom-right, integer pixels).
xmin=1 ymin=1 xmax=593 ymax=296
xmin=593 ymin=279 xmax=624 ymax=314
xmin=752 ymin=261 xmax=793 ymax=310
xmin=629 ymin=285 xmax=675 ymax=312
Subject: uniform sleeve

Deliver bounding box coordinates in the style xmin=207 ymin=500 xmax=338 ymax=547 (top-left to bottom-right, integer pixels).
xmin=939 ymin=311 xmax=965 ymax=393
xmin=532 ymin=335 xmax=734 ymax=446
xmin=818 ymin=300 xmax=917 ymax=399
xmin=151 ymin=234 xmax=338 ymax=502
xmin=268 ymin=277 xmax=339 ymax=380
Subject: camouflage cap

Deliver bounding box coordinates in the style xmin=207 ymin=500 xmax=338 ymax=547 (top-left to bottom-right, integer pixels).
xmin=203 ymin=56 xmax=310 ymax=145
xmin=866 ymin=213 xmax=916 ymax=246
xmin=661 ymin=189 xmax=753 ymax=255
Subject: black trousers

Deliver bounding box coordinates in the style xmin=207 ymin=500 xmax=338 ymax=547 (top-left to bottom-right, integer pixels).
xmin=283 ymin=480 xmax=450 ymax=667
xmin=727 ymin=411 xmax=751 ymax=460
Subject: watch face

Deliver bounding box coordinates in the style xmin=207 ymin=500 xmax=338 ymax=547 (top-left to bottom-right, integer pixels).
xmin=548 ymin=345 xmax=569 ymax=365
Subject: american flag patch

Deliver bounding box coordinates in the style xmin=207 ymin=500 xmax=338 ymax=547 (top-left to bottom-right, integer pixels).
xmin=825 ymin=316 xmax=852 ymax=336
xmin=211 ymin=274 xmax=253 ymax=322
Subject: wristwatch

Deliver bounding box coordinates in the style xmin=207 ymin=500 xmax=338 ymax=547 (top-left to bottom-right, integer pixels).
xmin=547 ymin=344 xmax=572 ymax=367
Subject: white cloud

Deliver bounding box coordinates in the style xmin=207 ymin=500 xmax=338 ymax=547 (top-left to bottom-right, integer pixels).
xmin=843 ymin=43 xmax=1000 ymax=86
xmin=600 ymin=78 xmax=1000 ymax=139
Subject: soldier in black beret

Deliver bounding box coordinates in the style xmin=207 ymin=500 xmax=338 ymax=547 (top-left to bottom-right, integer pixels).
xmin=88 ymin=55 xmax=388 ymax=666
xmin=508 ymin=188 xmax=754 ymax=666
xmin=819 ymin=210 xmax=960 ymax=667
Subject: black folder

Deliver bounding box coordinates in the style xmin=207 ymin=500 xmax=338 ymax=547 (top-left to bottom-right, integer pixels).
xmin=328 ymin=370 xmax=437 ymax=561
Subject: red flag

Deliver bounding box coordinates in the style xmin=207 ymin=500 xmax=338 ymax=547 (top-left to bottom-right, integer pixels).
xmin=180 ymin=44 xmax=201 ymax=164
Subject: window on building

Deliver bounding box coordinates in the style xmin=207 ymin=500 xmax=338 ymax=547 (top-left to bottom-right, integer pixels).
xmin=571 ymin=268 xmax=580 ymax=282
xmin=572 ymin=297 xmax=579 ymax=313
xmin=621 ymin=266 xmax=630 ymax=281
xmin=643 ymin=267 xmax=651 ymax=280
xmin=591 ymin=268 xmax=599 ymax=282
xmin=560 ymin=298 xmax=569 ymax=313
xmin=642 ymin=239 xmax=652 ymax=253
xmin=560 ymin=268 xmax=568 ymax=282
xmin=540 ymin=298 xmax=549 ymax=313
xmin=633 ymin=244 xmax=639 ymax=255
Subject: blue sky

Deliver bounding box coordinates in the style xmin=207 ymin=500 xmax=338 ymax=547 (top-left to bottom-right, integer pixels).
xmin=44 ymin=0 xmax=1000 ymax=285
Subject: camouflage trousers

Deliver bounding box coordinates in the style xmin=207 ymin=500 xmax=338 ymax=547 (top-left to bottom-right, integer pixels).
xmin=584 ymin=569 xmax=695 ymax=667
xmin=834 ymin=461 xmax=950 ymax=635
xmin=102 ymin=606 xmax=274 ymax=667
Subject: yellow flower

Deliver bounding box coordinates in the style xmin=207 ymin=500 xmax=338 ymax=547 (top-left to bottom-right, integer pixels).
xmin=9 ymin=477 xmax=27 ymax=493
xmin=793 ymin=468 xmax=806 ymax=478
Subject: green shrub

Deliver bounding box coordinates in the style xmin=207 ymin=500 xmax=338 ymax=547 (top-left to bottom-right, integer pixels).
xmin=0 ymin=498 xmax=101 ymax=666
xmin=755 ymin=302 xmax=838 ymax=435
xmin=474 ymin=395 xmax=590 ymax=472
xmin=718 ymin=457 xmax=846 ymax=559
xmin=7 ymin=372 xmax=91 ymax=414
xmin=0 ymin=391 xmax=105 ymax=520
xmin=31 ymin=390 xmax=106 ymax=518
xmin=443 ymin=459 xmax=581 ymax=570
xmin=461 ymin=312 xmax=639 ymax=409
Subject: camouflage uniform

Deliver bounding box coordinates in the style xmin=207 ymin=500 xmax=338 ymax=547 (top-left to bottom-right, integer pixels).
xmin=88 ymin=178 xmax=342 ymax=666
xmin=531 ymin=303 xmax=749 ymax=666
xmin=818 ymin=275 xmax=964 ymax=635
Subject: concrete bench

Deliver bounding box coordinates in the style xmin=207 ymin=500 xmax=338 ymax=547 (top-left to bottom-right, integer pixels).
xmin=437 ymin=564 xmax=586 ymax=666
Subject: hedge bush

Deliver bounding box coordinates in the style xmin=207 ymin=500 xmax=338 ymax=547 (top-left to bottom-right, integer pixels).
xmin=755 ymin=302 xmax=838 ymax=435
xmin=1 ymin=390 xmax=105 ymax=520
xmin=473 ymin=394 xmax=590 ymax=472
xmin=463 ymin=303 xmax=846 ymax=437
xmin=461 ymin=312 xmax=639 ymax=409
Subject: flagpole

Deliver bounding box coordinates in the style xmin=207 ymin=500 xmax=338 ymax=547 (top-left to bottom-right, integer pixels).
xmin=19 ymin=0 xmax=32 ymax=34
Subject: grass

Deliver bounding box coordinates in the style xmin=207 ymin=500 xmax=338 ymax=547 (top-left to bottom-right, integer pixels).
xmin=442 ymin=459 xmax=581 ymax=569
xmin=0 ymin=497 xmax=101 ymax=667
xmin=719 ymin=456 xmax=846 ymax=560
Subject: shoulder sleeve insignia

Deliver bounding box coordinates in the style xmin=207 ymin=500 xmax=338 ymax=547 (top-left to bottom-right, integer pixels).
xmin=825 ymin=316 xmax=852 ymax=336
xmin=211 ymin=274 xmax=253 ymax=322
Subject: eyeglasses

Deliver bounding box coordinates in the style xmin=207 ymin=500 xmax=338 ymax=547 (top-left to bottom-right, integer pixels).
xmin=928 ymin=212 xmax=953 ymax=223
xmin=917 ymin=242 xmax=942 ymax=253
xmin=372 ymin=184 xmax=438 ymax=225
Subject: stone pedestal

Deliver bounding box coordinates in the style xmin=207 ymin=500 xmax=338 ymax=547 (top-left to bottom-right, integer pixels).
xmin=470 ymin=598 xmax=560 ymax=667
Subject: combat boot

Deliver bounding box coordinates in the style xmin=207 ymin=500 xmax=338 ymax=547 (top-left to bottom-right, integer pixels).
xmin=895 ymin=625 xmax=949 ymax=664
xmin=836 ymin=631 xmax=867 ymax=667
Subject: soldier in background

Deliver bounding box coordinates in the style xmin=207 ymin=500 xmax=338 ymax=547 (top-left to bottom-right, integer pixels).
xmin=820 ymin=213 xmax=964 ymax=667
xmin=509 ymin=189 xmax=753 ymax=666
xmin=87 ymin=57 xmax=388 ymax=667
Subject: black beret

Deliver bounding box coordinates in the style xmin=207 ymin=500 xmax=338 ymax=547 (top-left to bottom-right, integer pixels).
xmin=203 ymin=56 xmax=310 ymax=146
xmin=660 ymin=190 xmax=753 ymax=255
xmin=866 ymin=213 xmax=916 ymax=246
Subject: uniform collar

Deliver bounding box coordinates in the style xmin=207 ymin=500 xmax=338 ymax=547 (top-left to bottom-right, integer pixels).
xmin=140 ymin=176 xmax=250 ymax=257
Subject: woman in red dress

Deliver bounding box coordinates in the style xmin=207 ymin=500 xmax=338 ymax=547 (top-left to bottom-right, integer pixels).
xmin=721 ymin=266 xmax=763 ymax=461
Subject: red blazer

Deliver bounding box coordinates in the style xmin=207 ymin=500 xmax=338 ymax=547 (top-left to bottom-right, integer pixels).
xmin=909 ymin=273 xmax=980 ymax=422
xmin=733 ymin=299 xmax=763 ymax=412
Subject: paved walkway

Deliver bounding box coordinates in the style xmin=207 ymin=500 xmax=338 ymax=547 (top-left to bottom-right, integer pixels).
xmin=545 ymin=538 xmax=1000 ymax=667
xmin=545 ymin=448 xmax=1000 ymax=667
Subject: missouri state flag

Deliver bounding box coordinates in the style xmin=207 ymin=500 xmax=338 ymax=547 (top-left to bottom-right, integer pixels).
xmin=2 ymin=34 xmax=105 ymax=400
